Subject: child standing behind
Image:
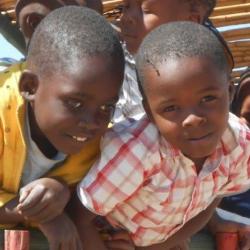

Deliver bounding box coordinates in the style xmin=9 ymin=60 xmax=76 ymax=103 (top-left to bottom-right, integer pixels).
xmin=77 ymin=22 xmax=250 ymax=249
xmin=113 ymin=0 xmax=217 ymax=122
xmin=0 ymin=6 xmax=124 ymax=249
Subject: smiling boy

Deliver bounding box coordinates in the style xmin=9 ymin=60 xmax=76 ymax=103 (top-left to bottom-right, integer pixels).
xmin=77 ymin=22 xmax=250 ymax=249
xmin=120 ymin=0 xmax=215 ymax=55
xmin=0 ymin=6 xmax=124 ymax=249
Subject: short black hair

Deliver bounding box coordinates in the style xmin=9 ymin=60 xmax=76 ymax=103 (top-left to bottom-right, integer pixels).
xmin=85 ymin=0 xmax=103 ymax=14
xmin=15 ymin=0 xmax=86 ymax=20
xmin=184 ymin=0 xmax=216 ymax=19
xmin=27 ymin=6 xmax=124 ymax=77
xmin=136 ymin=21 xmax=229 ymax=90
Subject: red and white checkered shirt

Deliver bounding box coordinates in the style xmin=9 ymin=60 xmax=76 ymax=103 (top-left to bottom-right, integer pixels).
xmin=78 ymin=113 xmax=250 ymax=246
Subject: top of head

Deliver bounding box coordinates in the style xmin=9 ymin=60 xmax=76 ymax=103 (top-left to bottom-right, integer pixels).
xmin=183 ymin=0 xmax=216 ymax=21
xmin=15 ymin=0 xmax=87 ymax=19
xmin=136 ymin=21 xmax=229 ymax=88
xmin=27 ymin=6 xmax=124 ymax=78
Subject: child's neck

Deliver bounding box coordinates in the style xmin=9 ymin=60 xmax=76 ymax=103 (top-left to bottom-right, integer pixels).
xmin=28 ymin=104 xmax=58 ymax=159
xmin=192 ymin=157 xmax=207 ymax=174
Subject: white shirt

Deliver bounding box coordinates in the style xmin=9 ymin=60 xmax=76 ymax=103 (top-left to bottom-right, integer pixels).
xmin=21 ymin=109 xmax=66 ymax=186
xmin=113 ymin=44 xmax=145 ymax=122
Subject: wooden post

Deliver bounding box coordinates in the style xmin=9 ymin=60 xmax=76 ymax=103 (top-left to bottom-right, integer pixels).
xmin=4 ymin=230 xmax=30 ymax=250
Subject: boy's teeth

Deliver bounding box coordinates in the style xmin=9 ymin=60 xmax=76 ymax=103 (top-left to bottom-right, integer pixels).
xmin=72 ymin=136 xmax=87 ymax=142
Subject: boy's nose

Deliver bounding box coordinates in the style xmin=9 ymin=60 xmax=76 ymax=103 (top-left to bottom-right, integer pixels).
xmin=78 ymin=113 xmax=100 ymax=130
xmin=182 ymin=113 xmax=207 ymax=128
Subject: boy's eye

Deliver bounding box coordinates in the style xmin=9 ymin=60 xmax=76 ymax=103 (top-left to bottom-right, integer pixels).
xmin=99 ymin=104 xmax=115 ymax=115
xmin=201 ymin=95 xmax=217 ymax=103
xmin=66 ymin=99 xmax=83 ymax=110
xmin=163 ymin=105 xmax=179 ymax=113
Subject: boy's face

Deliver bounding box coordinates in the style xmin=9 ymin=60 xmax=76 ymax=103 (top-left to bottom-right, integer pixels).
xmin=142 ymin=57 xmax=230 ymax=165
xmin=18 ymin=0 xmax=86 ymax=44
xmin=120 ymin=0 xmax=200 ymax=55
xmin=22 ymin=56 xmax=123 ymax=155
xmin=239 ymin=87 xmax=250 ymax=128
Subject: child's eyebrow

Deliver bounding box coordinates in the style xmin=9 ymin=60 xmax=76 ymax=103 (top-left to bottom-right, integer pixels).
xmin=198 ymin=86 xmax=222 ymax=93
xmin=158 ymin=98 xmax=177 ymax=105
xmin=65 ymin=92 xmax=88 ymax=99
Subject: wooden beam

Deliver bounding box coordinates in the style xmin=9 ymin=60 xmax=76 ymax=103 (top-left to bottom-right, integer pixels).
xmin=210 ymin=12 xmax=250 ymax=26
xmin=216 ymin=0 xmax=250 ymax=8
xmin=103 ymin=0 xmax=122 ymax=12
xmin=221 ymin=27 xmax=250 ymax=41
xmin=212 ymin=3 xmax=250 ymax=16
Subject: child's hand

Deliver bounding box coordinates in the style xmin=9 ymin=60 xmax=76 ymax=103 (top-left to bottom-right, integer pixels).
xmin=238 ymin=225 xmax=250 ymax=250
xmin=17 ymin=178 xmax=70 ymax=223
xmin=39 ymin=213 xmax=82 ymax=250
xmin=168 ymin=240 xmax=189 ymax=250
xmin=104 ymin=230 xmax=135 ymax=250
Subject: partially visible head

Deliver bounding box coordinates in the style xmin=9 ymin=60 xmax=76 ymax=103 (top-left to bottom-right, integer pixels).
xmin=85 ymin=0 xmax=103 ymax=14
xmin=232 ymin=69 xmax=250 ymax=127
xmin=19 ymin=6 xmax=124 ymax=155
xmin=120 ymin=0 xmax=216 ymax=54
xmin=136 ymin=21 xmax=230 ymax=166
xmin=190 ymin=0 xmax=216 ymax=21
xmin=16 ymin=0 xmax=102 ymax=44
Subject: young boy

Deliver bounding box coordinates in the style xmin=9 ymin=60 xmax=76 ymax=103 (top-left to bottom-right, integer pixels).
xmin=77 ymin=22 xmax=250 ymax=249
xmin=0 ymin=6 xmax=124 ymax=249
xmin=3 ymin=0 xmax=103 ymax=117
xmin=113 ymin=0 xmax=218 ymax=122
xmin=15 ymin=0 xmax=102 ymax=46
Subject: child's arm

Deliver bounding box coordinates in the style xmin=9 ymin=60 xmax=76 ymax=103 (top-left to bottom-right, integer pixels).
xmin=105 ymin=231 xmax=135 ymax=250
xmin=0 ymin=197 xmax=26 ymax=224
xmin=38 ymin=212 xmax=83 ymax=250
xmin=17 ymin=177 xmax=70 ymax=223
xmin=135 ymin=198 xmax=221 ymax=250
xmin=70 ymin=193 xmax=108 ymax=250
xmin=0 ymin=177 xmax=70 ymax=226
xmin=208 ymin=210 xmax=250 ymax=250
xmin=208 ymin=210 xmax=240 ymax=233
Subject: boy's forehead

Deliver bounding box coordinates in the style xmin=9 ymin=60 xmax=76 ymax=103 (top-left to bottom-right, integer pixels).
xmin=134 ymin=0 xmax=182 ymax=6
xmin=16 ymin=0 xmax=85 ymax=15
xmin=141 ymin=57 xmax=226 ymax=90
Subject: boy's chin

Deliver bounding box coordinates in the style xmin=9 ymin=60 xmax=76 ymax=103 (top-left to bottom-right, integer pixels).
xmin=184 ymin=148 xmax=216 ymax=164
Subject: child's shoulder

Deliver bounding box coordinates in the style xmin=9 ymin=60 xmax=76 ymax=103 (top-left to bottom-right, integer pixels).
xmin=103 ymin=116 xmax=159 ymax=148
xmin=224 ymin=113 xmax=250 ymax=152
xmin=0 ymin=62 xmax=25 ymax=89
xmin=0 ymin=62 xmax=25 ymax=111
xmin=228 ymin=112 xmax=249 ymax=135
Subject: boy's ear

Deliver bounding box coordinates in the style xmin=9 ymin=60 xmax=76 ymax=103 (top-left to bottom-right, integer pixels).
xmin=19 ymin=70 xmax=39 ymax=101
xmin=24 ymin=13 xmax=45 ymax=34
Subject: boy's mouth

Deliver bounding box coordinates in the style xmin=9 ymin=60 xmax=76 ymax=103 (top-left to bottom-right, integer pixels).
xmin=71 ymin=135 xmax=88 ymax=143
xmin=188 ymin=132 xmax=213 ymax=142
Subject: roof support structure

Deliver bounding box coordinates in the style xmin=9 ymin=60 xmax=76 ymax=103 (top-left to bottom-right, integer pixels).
xmin=0 ymin=12 xmax=25 ymax=56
